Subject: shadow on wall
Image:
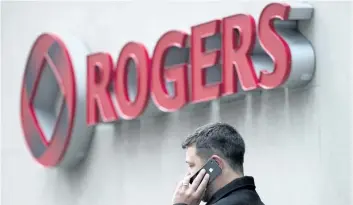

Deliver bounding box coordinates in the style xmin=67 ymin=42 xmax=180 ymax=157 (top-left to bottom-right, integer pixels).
xmin=42 ymin=128 xmax=96 ymax=204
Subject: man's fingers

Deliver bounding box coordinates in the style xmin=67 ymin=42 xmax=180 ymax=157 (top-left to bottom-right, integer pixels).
xmin=190 ymin=169 xmax=206 ymax=190
xmin=180 ymin=173 xmax=192 ymax=190
xmin=195 ymin=173 xmax=210 ymax=196
xmin=183 ymin=173 xmax=192 ymax=184
xmin=177 ymin=180 xmax=183 ymax=188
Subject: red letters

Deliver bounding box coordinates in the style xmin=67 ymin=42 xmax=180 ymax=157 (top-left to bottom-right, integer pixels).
xmin=191 ymin=20 xmax=222 ymax=103
xmin=257 ymin=3 xmax=291 ymax=89
xmin=222 ymin=14 xmax=258 ymax=96
xmin=151 ymin=31 xmax=189 ymax=111
xmin=87 ymin=53 xmax=117 ymax=125
xmin=86 ymin=3 xmax=313 ymax=124
xmin=114 ymin=42 xmax=151 ymax=120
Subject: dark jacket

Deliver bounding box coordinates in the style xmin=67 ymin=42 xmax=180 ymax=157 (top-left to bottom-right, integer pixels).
xmin=174 ymin=176 xmax=264 ymax=205
xmin=205 ymin=176 xmax=265 ymax=205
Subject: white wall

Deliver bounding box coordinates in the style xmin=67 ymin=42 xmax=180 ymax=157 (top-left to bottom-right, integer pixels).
xmin=1 ymin=1 xmax=352 ymax=205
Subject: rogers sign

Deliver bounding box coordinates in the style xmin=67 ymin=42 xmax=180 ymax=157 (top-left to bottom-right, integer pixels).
xmin=20 ymin=2 xmax=315 ymax=168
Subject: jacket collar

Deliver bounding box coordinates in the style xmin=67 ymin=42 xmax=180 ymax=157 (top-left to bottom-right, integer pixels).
xmin=206 ymin=176 xmax=256 ymax=205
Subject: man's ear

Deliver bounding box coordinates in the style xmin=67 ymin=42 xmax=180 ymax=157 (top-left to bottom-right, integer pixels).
xmin=211 ymin=155 xmax=224 ymax=169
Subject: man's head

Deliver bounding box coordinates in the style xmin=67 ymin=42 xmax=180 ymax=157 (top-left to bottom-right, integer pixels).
xmin=182 ymin=122 xmax=245 ymax=202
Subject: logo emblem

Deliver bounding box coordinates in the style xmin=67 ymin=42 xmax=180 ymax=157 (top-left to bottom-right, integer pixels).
xmin=20 ymin=33 xmax=93 ymax=168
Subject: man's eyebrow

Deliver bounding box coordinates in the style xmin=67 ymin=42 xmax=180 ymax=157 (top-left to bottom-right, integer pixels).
xmin=185 ymin=161 xmax=194 ymax=165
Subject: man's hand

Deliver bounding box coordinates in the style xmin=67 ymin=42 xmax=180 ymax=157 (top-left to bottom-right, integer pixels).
xmin=172 ymin=169 xmax=210 ymax=205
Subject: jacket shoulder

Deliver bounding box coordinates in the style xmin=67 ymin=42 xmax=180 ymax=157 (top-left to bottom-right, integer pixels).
xmin=212 ymin=189 xmax=265 ymax=205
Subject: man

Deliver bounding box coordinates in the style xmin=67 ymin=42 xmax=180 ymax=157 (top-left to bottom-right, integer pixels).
xmin=172 ymin=122 xmax=265 ymax=205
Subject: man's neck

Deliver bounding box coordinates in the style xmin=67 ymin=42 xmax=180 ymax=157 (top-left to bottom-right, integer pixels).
xmin=210 ymin=171 xmax=243 ymax=196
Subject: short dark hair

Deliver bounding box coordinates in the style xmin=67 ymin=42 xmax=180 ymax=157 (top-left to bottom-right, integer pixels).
xmin=182 ymin=122 xmax=245 ymax=173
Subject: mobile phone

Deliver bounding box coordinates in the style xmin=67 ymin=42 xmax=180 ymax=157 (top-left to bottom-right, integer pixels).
xmin=189 ymin=158 xmax=222 ymax=184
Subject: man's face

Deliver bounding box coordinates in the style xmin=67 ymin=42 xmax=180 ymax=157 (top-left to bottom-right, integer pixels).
xmin=185 ymin=146 xmax=204 ymax=175
xmin=185 ymin=146 xmax=211 ymax=202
